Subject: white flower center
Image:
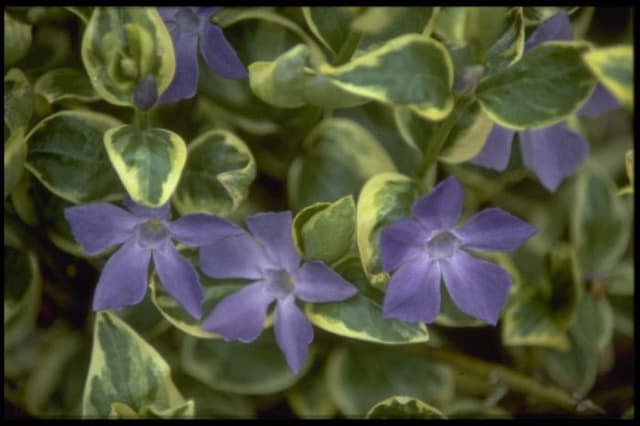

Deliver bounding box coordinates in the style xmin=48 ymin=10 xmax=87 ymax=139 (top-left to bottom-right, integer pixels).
xmin=426 ymin=231 xmax=460 ymax=259
xmin=263 ymin=269 xmax=294 ymax=299
xmin=137 ymin=219 xmax=169 ymax=248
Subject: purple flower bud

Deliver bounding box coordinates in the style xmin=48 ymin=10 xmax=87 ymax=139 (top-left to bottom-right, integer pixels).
xmin=133 ymin=75 xmax=158 ymax=111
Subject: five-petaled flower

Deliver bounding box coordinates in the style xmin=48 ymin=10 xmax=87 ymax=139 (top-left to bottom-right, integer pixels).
xmin=199 ymin=211 xmax=357 ymax=374
xmin=380 ymin=176 xmax=536 ymax=325
xmin=472 ymin=11 xmax=620 ymax=192
xmin=64 ymin=196 xmax=244 ymax=319
xmin=157 ymin=7 xmax=247 ymax=104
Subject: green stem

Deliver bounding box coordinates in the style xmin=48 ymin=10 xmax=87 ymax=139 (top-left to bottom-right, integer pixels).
xmin=426 ymin=347 xmax=603 ymax=414
xmin=416 ymin=95 xmax=475 ymax=184
xmin=135 ymin=109 xmax=150 ymax=130
xmin=334 ymin=30 xmax=362 ymax=66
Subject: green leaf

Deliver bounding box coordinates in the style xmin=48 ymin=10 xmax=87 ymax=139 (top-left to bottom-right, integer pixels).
xmin=305 ymin=257 xmax=429 ymax=344
xmin=572 ymin=161 xmax=630 ymax=276
xmin=366 ymin=396 xmax=446 ymax=419
xmin=476 ymin=41 xmax=596 ymax=129
xmin=320 ymin=34 xmax=454 ymax=120
xmin=502 ymin=245 xmax=581 ymax=350
xmin=81 ymin=7 xmax=175 ymax=106
xmin=539 ymin=294 xmax=614 ymax=395
xmin=356 ymin=172 xmax=419 ymax=289
xmin=583 ymin=45 xmax=634 ymax=111
xmin=173 ymin=374 xmax=255 ymax=418
xmin=173 ymin=130 xmax=255 ymax=216
xmin=20 ymin=25 xmax=71 ymax=74
xmin=4 ymin=12 xmax=32 ymax=66
xmin=4 ymin=128 xmax=27 ymax=199
xmin=4 ymin=245 xmax=41 ymax=349
xmin=287 ymin=118 xmax=396 ymax=211
xmin=604 ymin=260 xmax=633 ymax=296
xmin=293 ymin=195 xmax=355 ymax=264
xmin=434 ymin=7 xmax=468 ymax=44
xmin=522 ymin=7 xmax=579 ymax=25
xmin=446 ymin=399 xmax=512 ymax=418
xmin=25 ymin=110 xmax=123 ymax=203
xmin=180 ymin=332 xmax=306 ymax=395
xmin=483 ymin=7 xmax=525 ymax=77
xmin=104 ymin=124 xmax=187 ymax=207
xmin=34 ymin=67 xmax=99 ymax=104
xmin=65 ymin=6 xmax=93 ymax=23
xmin=326 ymin=346 xmax=454 ymax=417
xmin=149 ymin=249 xmax=249 ymax=339
xmin=302 ymin=7 xmax=357 ymax=57
xmin=4 ymin=68 xmax=33 ymax=133
xmin=82 ymin=312 xmax=192 ymax=417
xmin=286 ymin=367 xmax=337 ymax=418
xmin=617 ymin=149 xmax=633 ymax=195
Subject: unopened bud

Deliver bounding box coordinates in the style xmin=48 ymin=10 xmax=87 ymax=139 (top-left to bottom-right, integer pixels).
xmin=133 ymin=75 xmax=158 ymax=111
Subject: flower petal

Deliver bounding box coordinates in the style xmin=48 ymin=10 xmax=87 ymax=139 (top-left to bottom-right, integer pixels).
xmin=64 ymin=203 xmax=140 ymax=255
xmin=470 ymin=124 xmax=515 ymax=171
xmin=196 ymin=7 xmax=218 ymax=18
xmin=92 ymin=240 xmax=151 ymax=311
xmin=412 ymin=176 xmax=464 ymax=232
xmin=440 ymin=250 xmax=511 ymax=325
xmin=519 ymin=125 xmax=589 ymax=192
xmin=246 ymin=212 xmax=301 ymax=273
xmin=199 ymin=232 xmax=272 ymax=280
xmin=578 ymin=83 xmax=620 ymax=117
xmin=168 ymin=214 xmax=244 ymax=247
xmin=153 ymin=241 xmax=203 ymax=319
xmin=383 ymin=258 xmax=441 ymax=323
xmin=157 ymin=7 xmax=180 ymax=22
xmin=199 ymin=23 xmax=247 ymax=80
xmin=380 ymin=218 xmax=428 ymax=272
xmin=294 ymin=261 xmax=357 ymax=303
xmin=201 ymin=282 xmax=274 ymax=342
xmin=274 ymin=295 xmax=314 ymax=375
xmin=123 ymin=195 xmax=170 ymax=220
xmin=524 ymin=11 xmax=573 ymax=52
xmin=158 ymin=30 xmax=199 ymax=104
xmin=456 ymin=208 xmax=537 ymax=252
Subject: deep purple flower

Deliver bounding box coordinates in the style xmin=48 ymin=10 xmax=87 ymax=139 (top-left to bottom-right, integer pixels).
xmin=380 ymin=177 xmax=536 ymax=325
xmin=472 ymin=11 xmax=620 ymax=192
xmin=157 ymin=7 xmax=247 ymax=104
xmin=199 ymin=211 xmax=357 ymax=374
xmin=64 ymin=196 xmax=244 ymax=319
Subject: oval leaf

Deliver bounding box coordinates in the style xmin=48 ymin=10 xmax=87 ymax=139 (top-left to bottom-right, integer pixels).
xmin=302 ymin=7 xmax=356 ymax=57
xmin=326 ymin=346 xmax=454 ymax=417
xmin=320 ymin=34 xmax=454 ymax=120
xmin=81 ymin=7 xmax=175 ymax=106
xmin=4 ymin=11 xmax=32 ymax=66
xmin=180 ymin=332 xmax=306 ymax=395
xmin=305 ymin=257 xmax=429 ymax=344
xmin=288 ymin=118 xmax=396 ymax=211
xmin=26 ymin=110 xmax=123 ymax=203
xmin=173 ymin=130 xmax=255 ymax=216
xmin=293 ymin=195 xmax=355 ymax=265
xmin=366 ymin=396 xmax=446 ymax=419
xmin=82 ymin=312 xmax=192 ymax=417
xmin=4 ymin=68 xmax=33 ymax=133
xmin=483 ymin=7 xmax=525 ymax=77
xmin=583 ymin=45 xmax=633 ymax=111
xmin=476 ymin=41 xmax=596 ymax=129
xmin=34 ymin=67 xmax=99 ymax=104
xmin=104 ymin=124 xmax=186 ymax=207
xmin=356 ymin=172 xmax=419 ymax=288
xmin=4 ymin=128 xmax=27 ymax=199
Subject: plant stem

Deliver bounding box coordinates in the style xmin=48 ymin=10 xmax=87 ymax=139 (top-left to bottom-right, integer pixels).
xmin=425 ymin=347 xmax=604 ymax=414
xmin=334 ymin=30 xmax=362 ymax=66
xmin=135 ymin=109 xmax=149 ymax=130
xmin=415 ymin=95 xmax=475 ymax=184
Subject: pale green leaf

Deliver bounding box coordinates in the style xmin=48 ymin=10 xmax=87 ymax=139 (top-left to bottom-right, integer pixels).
xmin=4 ymin=128 xmax=27 ymax=199
xmin=583 ymin=45 xmax=634 ymax=111
xmin=302 ymin=7 xmax=357 ymax=57
xmin=366 ymin=396 xmax=446 ymax=419
xmin=104 ymin=124 xmax=186 ymax=207
xmin=34 ymin=67 xmax=99 ymax=104
xmin=4 ymin=12 xmax=32 ymax=66
xmin=25 ymin=110 xmax=123 ymax=203
xmin=4 ymin=68 xmax=33 ymax=133
xmin=483 ymin=7 xmax=525 ymax=76
xmin=476 ymin=41 xmax=596 ymax=129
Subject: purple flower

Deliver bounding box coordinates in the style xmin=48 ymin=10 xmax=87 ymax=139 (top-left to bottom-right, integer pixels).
xmin=199 ymin=211 xmax=357 ymax=374
xmin=64 ymin=196 xmax=244 ymax=319
xmin=380 ymin=177 xmax=536 ymax=325
xmin=157 ymin=7 xmax=247 ymax=104
xmin=472 ymin=11 xmax=620 ymax=192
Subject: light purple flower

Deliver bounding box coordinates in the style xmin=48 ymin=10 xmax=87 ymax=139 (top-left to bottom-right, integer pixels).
xmin=64 ymin=196 xmax=244 ymax=319
xmin=157 ymin=7 xmax=247 ymax=104
xmin=199 ymin=211 xmax=357 ymax=374
xmin=472 ymin=11 xmax=620 ymax=192
xmin=380 ymin=176 xmax=536 ymax=325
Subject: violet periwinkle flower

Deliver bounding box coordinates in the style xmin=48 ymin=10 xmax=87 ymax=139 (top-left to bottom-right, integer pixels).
xmin=381 ymin=177 xmax=536 ymax=325
xmin=64 ymin=196 xmax=244 ymax=319
xmin=199 ymin=211 xmax=357 ymax=374
xmin=472 ymin=11 xmax=620 ymax=192
xmin=157 ymin=7 xmax=247 ymax=104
